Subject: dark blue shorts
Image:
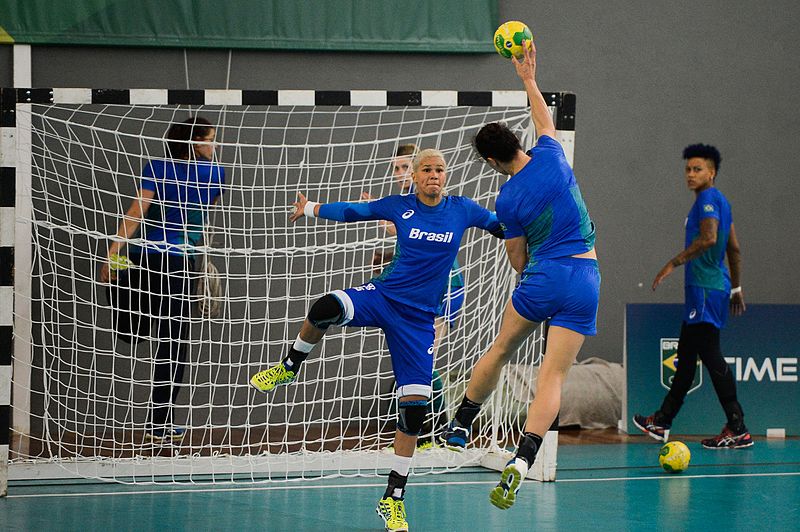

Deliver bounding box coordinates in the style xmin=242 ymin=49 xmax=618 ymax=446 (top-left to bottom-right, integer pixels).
xmin=436 ymin=285 xmax=465 ymax=326
xmin=331 ymin=284 xmax=436 ymax=398
xmin=684 ymin=285 xmax=728 ymax=329
xmin=511 ymin=257 xmax=601 ymax=336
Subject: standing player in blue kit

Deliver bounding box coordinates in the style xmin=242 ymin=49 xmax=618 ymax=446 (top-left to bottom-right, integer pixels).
xmin=250 ymin=148 xmax=503 ymax=532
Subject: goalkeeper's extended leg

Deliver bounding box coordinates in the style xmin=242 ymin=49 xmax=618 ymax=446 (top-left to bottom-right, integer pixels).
xmin=250 ymin=292 xmax=344 ymax=393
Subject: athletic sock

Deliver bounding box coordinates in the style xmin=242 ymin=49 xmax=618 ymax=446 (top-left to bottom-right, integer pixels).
xmin=284 ymin=337 xmax=315 ymax=370
xmin=454 ymin=396 xmax=482 ymax=428
xmin=514 ymin=432 xmax=543 ymax=468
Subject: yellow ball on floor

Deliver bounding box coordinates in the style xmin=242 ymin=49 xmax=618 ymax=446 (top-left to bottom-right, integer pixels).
xmin=659 ymin=441 xmax=691 ymax=473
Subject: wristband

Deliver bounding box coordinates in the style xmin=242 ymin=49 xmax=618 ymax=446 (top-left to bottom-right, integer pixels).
xmin=730 ymin=286 xmax=742 ymax=296
xmin=303 ymin=201 xmax=319 ymax=218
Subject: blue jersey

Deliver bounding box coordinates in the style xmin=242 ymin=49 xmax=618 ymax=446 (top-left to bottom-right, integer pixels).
xmin=495 ymin=135 xmax=595 ymax=275
xmin=319 ymin=195 xmax=501 ymax=312
xmin=135 ymin=159 xmax=225 ymax=255
xmin=684 ymin=187 xmax=732 ymax=292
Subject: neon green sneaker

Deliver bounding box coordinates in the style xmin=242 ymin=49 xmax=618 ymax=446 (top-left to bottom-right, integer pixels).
xmin=249 ymin=363 xmax=297 ymax=393
xmin=416 ymin=440 xmax=435 ymax=452
xmin=489 ymin=458 xmax=528 ymax=510
xmin=383 ymin=439 xmax=436 ymax=454
xmin=376 ymin=496 xmax=409 ymax=532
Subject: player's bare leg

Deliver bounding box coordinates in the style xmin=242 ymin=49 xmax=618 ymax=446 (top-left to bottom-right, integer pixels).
xmin=490 ymin=325 xmax=584 ymax=509
xmin=440 ymin=301 xmax=538 ymax=450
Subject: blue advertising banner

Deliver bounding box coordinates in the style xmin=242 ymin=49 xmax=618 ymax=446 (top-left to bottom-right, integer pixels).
xmin=624 ymin=304 xmax=800 ymax=436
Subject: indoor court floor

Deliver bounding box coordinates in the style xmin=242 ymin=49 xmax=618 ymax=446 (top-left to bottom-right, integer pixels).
xmin=2 ymin=436 xmax=798 ymax=531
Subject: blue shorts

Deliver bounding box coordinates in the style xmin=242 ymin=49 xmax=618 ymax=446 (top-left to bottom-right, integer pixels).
xmin=435 ymin=285 xmax=465 ymax=326
xmin=684 ymin=285 xmax=728 ymax=329
xmin=511 ymin=257 xmax=600 ymax=336
xmin=332 ymin=283 xmax=436 ymax=398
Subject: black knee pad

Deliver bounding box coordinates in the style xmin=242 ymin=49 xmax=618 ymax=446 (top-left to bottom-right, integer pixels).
xmin=397 ymin=400 xmax=429 ymax=436
xmin=307 ymin=293 xmax=344 ymax=330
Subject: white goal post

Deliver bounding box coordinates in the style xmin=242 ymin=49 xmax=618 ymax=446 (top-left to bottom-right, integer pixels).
xmin=0 ymin=87 xmax=576 ymax=489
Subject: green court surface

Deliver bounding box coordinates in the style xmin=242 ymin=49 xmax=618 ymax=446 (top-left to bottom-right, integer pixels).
xmin=2 ymin=440 xmax=798 ymax=531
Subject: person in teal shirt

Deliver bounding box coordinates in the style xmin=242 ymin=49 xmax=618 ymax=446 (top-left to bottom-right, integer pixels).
xmin=634 ymin=143 xmax=751 ymax=450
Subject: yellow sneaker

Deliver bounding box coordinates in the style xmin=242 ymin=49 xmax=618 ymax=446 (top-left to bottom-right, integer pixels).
xmin=376 ymin=497 xmax=409 ymax=532
xmin=415 ymin=440 xmax=435 ymax=452
xmin=249 ymin=362 xmax=297 ymax=393
xmin=489 ymin=458 xmax=529 ymax=510
xmin=383 ymin=439 xmax=435 ymax=454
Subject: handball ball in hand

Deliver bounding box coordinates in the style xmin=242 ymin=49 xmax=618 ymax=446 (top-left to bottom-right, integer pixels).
xmin=493 ymin=21 xmax=533 ymax=59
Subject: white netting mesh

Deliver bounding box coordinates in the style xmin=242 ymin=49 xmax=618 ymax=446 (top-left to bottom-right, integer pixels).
xmin=10 ymin=102 xmax=553 ymax=483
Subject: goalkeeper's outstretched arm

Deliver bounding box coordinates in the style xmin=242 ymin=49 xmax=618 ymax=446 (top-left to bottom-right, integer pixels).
xmin=290 ymin=192 xmax=383 ymax=223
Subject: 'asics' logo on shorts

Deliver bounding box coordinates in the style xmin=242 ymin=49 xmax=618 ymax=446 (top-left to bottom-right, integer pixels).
xmin=409 ymin=227 xmax=454 ymax=243
xmin=402 ymin=209 xmax=415 ymax=219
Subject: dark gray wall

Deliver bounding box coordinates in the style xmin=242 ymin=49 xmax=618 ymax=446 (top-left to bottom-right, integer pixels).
xmin=4 ymin=0 xmax=799 ymax=362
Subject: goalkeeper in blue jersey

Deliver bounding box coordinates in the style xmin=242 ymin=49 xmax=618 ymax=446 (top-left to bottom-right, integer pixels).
xmin=440 ymin=40 xmax=601 ymax=510
xmin=364 ymin=143 xmax=463 ymax=450
xmin=250 ymin=148 xmax=503 ymax=532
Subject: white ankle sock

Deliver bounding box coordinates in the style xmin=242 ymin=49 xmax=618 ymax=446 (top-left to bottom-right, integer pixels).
xmin=390 ymin=454 xmax=412 ymax=477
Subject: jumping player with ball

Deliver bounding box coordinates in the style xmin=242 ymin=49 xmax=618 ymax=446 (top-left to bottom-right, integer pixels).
xmin=441 ymin=29 xmax=601 ymax=510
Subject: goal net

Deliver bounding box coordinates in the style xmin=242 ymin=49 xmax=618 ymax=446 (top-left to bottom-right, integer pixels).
xmin=5 ymin=91 xmax=574 ymax=484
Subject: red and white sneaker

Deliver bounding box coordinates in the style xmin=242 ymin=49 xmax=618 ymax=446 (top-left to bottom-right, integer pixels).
xmin=632 ymin=414 xmax=671 ymax=442
xmin=701 ymin=425 xmax=754 ymax=449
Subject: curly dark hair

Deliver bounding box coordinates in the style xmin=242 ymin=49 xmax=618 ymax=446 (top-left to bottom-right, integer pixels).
xmin=473 ymin=122 xmax=522 ymax=163
xmin=166 ymin=116 xmax=214 ymax=160
xmin=683 ymin=143 xmax=721 ymax=173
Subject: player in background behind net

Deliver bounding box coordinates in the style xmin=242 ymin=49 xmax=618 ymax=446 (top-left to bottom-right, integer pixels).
xmin=250 ymin=149 xmax=503 ymax=532
xmin=633 ymin=144 xmax=752 ymax=449
xmin=100 ymin=117 xmax=224 ymax=443
xmin=363 ymin=144 xmax=460 ymax=451
xmin=439 ymin=39 xmax=601 ymax=510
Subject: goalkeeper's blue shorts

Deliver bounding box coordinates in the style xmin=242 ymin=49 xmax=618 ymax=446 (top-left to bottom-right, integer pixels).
xmin=331 ymin=283 xmax=435 ymax=399
xmin=511 ymin=257 xmax=600 ymax=336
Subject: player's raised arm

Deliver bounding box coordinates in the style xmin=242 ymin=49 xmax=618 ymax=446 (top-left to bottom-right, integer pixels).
xmin=512 ymin=39 xmax=556 ymax=140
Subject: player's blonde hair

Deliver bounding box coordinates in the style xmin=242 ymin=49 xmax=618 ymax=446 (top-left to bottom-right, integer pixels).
xmin=412 ymin=148 xmax=446 ymax=172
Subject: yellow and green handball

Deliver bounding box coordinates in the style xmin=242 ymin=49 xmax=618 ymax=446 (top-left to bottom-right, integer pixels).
xmin=659 ymin=441 xmax=691 ymax=473
xmin=109 ymin=253 xmax=131 ymax=272
xmin=493 ymin=20 xmax=533 ymax=59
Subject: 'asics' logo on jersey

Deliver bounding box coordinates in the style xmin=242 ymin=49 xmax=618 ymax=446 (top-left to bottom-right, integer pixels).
xmin=409 ymin=227 xmax=454 ymax=243
xmin=402 ymin=209 xmax=415 ymax=219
